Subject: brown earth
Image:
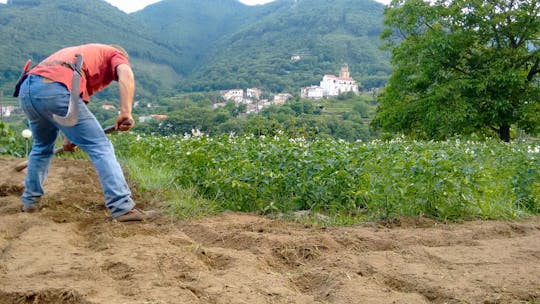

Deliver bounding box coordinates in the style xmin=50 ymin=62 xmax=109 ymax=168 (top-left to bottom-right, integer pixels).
xmin=0 ymin=157 xmax=539 ymax=304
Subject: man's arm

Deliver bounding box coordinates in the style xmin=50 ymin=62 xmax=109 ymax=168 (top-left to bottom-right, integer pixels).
xmin=115 ymin=63 xmax=135 ymax=131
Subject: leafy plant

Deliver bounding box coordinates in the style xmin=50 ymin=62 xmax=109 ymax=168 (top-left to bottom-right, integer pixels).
xmin=114 ymin=132 xmax=539 ymax=223
xmin=0 ymin=122 xmax=24 ymax=157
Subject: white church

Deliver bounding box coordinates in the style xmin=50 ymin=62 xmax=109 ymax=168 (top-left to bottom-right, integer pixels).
xmin=301 ymin=64 xmax=359 ymax=99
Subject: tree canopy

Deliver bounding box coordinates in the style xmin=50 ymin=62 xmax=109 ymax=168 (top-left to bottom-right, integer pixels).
xmin=374 ymin=0 xmax=540 ymax=141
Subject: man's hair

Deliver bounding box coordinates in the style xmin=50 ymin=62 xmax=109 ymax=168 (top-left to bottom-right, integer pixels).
xmin=110 ymin=45 xmax=129 ymax=59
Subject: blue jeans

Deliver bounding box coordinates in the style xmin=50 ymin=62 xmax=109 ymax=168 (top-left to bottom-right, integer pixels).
xmin=18 ymin=75 xmax=135 ymax=217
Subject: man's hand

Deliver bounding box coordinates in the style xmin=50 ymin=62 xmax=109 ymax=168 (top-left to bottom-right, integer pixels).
xmin=115 ymin=115 xmax=135 ymax=131
xmin=62 ymin=138 xmax=77 ymax=152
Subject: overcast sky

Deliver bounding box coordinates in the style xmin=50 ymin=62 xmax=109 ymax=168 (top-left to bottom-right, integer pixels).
xmin=106 ymin=0 xmax=391 ymax=13
xmin=104 ymin=0 xmax=274 ymax=12
xmin=0 ymin=0 xmax=390 ymax=13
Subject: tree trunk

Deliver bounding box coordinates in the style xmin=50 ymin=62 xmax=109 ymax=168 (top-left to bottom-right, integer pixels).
xmin=499 ymin=125 xmax=510 ymax=142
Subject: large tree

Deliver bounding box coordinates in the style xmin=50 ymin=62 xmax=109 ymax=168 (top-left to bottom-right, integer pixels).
xmin=374 ymin=0 xmax=540 ymax=141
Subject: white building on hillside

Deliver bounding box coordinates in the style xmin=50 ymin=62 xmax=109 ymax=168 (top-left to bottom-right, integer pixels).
xmin=0 ymin=105 xmax=14 ymax=117
xmin=300 ymin=86 xmax=324 ymax=99
xmin=300 ymin=64 xmax=359 ymax=99
xmin=247 ymin=88 xmax=262 ymax=100
xmin=320 ymin=64 xmax=359 ymax=97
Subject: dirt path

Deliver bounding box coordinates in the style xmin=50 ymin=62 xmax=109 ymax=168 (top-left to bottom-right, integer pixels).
xmin=0 ymin=157 xmax=538 ymax=304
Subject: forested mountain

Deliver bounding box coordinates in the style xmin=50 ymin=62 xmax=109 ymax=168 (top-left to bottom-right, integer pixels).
xmin=137 ymin=0 xmax=390 ymax=92
xmin=187 ymin=0 xmax=390 ymax=92
xmin=0 ymin=0 xmax=389 ymax=98
xmin=133 ymin=0 xmax=273 ymax=75
xmin=0 ymin=0 xmax=183 ymax=97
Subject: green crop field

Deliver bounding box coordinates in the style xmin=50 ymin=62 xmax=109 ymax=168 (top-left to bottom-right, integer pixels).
xmin=113 ymin=132 xmax=539 ymax=224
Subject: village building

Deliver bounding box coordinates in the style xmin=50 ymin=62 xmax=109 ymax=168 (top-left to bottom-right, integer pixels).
xmin=273 ymin=93 xmax=293 ymax=105
xmin=320 ymin=64 xmax=359 ymax=97
xmin=101 ymin=104 xmax=116 ymax=110
xmin=212 ymin=102 xmax=227 ymax=109
xmin=221 ymin=89 xmax=244 ymax=104
xmin=151 ymin=114 xmax=168 ymax=120
xmin=300 ymin=86 xmax=324 ymax=100
xmin=290 ymin=55 xmax=301 ymax=62
xmin=246 ymin=88 xmax=262 ymax=100
xmin=301 ymin=64 xmax=360 ymax=99
xmin=0 ymin=105 xmax=14 ymax=117
xmin=218 ymin=87 xmax=291 ymax=112
xmin=138 ymin=114 xmax=168 ymax=123
xmin=246 ymin=99 xmax=270 ymax=114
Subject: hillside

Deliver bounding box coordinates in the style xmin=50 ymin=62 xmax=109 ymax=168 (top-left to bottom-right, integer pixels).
xmin=0 ymin=0 xmax=182 ymax=97
xmin=188 ymin=0 xmax=390 ymax=92
xmin=0 ymin=0 xmax=390 ymax=98
xmin=133 ymin=0 xmax=270 ymax=75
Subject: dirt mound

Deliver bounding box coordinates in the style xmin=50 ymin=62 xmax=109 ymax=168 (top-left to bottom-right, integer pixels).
xmin=0 ymin=289 xmax=90 ymax=304
xmin=0 ymin=157 xmax=539 ymax=303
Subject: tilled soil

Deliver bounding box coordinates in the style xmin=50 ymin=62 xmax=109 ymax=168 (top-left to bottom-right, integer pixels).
xmin=0 ymin=157 xmax=538 ymax=304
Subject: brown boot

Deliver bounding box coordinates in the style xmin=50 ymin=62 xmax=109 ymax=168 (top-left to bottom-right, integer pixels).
xmin=114 ymin=208 xmax=159 ymax=222
xmin=21 ymin=204 xmax=39 ymax=213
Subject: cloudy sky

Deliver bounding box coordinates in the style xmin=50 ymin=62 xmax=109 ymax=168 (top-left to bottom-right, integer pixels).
xmin=0 ymin=0 xmax=390 ymax=13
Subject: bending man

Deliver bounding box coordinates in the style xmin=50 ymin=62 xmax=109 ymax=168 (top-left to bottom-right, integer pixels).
xmin=17 ymin=43 xmax=157 ymax=222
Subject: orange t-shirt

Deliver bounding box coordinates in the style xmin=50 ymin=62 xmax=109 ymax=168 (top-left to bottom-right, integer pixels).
xmin=29 ymin=43 xmax=130 ymax=103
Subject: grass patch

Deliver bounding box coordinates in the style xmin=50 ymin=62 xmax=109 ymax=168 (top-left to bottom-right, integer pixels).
xmin=123 ymin=157 xmax=219 ymax=219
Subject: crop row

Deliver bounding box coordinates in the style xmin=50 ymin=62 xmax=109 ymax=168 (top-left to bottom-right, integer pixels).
xmin=113 ymin=132 xmax=539 ymax=222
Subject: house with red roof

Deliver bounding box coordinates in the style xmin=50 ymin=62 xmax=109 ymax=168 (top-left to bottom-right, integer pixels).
xmin=319 ymin=64 xmax=359 ymax=97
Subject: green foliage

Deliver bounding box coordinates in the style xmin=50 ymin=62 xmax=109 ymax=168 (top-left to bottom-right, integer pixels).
xmin=375 ymin=0 xmax=540 ymax=141
xmin=187 ymin=0 xmax=391 ymax=92
xmin=124 ymin=156 xmax=219 ymax=219
xmin=114 ymin=133 xmax=540 ymax=222
xmin=0 ymin=0 xmax=182 ymax=97
xmin=157 ymin=107 xmax=216 ymax=135
xmin=0 ymin=0 xmax=390 ymax=98
xmin=0 ymin=122 xmax=24 ymax=156
xmin=135 ymin=93 xmax=377 ymax=142
xmin=133 ymin=0 xmax=259 ymax=75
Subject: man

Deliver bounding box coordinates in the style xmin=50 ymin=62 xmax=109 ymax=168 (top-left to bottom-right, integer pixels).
xmin=17 ymin=43 xmax=157 ymax=222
